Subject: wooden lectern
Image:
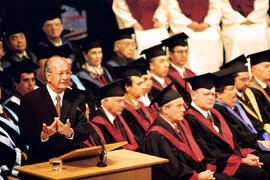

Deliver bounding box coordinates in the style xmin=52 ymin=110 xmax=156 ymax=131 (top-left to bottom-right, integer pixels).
xmin=15 ymin=142 xmax=168 ymax=180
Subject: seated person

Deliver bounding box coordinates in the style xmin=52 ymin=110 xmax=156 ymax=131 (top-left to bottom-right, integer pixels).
xmin=77 ymin=39 xmax=113 ymax=88
xmin=142 ymin=83 xmax=235 ymax=180
xmin=91 ymin=80 xmax=138 ymax=150
xmin=184 ymin=73 xmax=269 ymax=179
xmin=38 ymin=9 xmax=82 ymax=72
xmin=214 ymin=68 xmax=270 ymax=153
xmin=114 ymin=65 xmax=156 ymax=146
xmin=3 ymin=60 xmax=38 ymax=117
xmin=106 ymin=28 xmax=135 ymax=68
xmin=220 ymin=55 xmax=270 ymax=140
xmin=2 ymin=23 xmax=37 ymax=69
xmin=141 ymin=44 xmax=176 ymax=98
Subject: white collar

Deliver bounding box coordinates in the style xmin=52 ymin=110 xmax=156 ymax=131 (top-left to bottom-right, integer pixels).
xmin=191 ymin=101 xmax=210 ymax=118
xmin=101 ymin=106 xmax=116 ymax=124
xmin=46 ymin=84 xmax=65 ymax=106
xmin=48 ymin=38 xmax=63 ymax=47
xmin=139 ymin=95 xmax=151 ymax=106
xmin=254 ymin=77 xmax=267 ymax=88
xmin=171 ymin=63 xmax=185 ymax=77
xmin=151 ymin=73 xmax=165 ymax=86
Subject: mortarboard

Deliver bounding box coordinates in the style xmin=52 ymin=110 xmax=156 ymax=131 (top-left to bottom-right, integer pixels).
xmin=213 ymin=68 xmax=236 ymax=89
xmin=185 ymin=73 xmax=215 ymax=90
xmin=247 ymin=50 xmax=270 ymax=66
xmin=78 ymin=38 xmax=102 ymax=52
xmin=115 ymin=28 xmax=134 ymax=41
xmin=220 ymin=54 xmax=248 ymax=72
xmin=140 ymin=44 xmax=166 ymax=60
xmin=98 ymin=79 xmax=125 ymax=99
xmin=40 ymin=8 xmax=65 ymax=25
xmin=36 ymin=44 xmax=73 ymax=59
xmin=162 ymin=32 xmax=189 ymax=51
xmin=128 ymin=57 xmax=150 ymax=70
xmin=113 ymin=65 xmax=148 ymax=78
xmin=151 ymin=83 xmax=182 ymax=107
xmin=3 ymin=22 xmax=25 ymax=39
xmin=5 ymin=60 xmax=38 ymax=80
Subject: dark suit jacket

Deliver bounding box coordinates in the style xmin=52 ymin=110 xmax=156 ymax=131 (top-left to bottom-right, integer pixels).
xmin=19 ymin=85 xmax=92 ymax=163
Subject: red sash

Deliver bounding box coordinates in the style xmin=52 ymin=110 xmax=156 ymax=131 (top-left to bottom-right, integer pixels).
xmin=92 ymin=108 xmax=138 ymax=150
xmin=185 ymin=108 xmax=243 ymax=176
xmin=83 ymin=121 xmax=106 ymax=147
xmin=138 ymin=101 xmax=156 ymax=124
xmin=126 ymin=0 xmax=160 ymax=30
xmin=124 ymin=102 xmax=151 ymax=131
xmin=146 ymin=125 xmax=204 ymax=162
xmin=168 ymin=67 xmax=195 ymax=94
xmin=177 ymin=0 xmax=209 ymax=23
xmin=229 ymin=0 xmax=255 ymax=17
xmin=185 ymin=108 xmax=235 ymax=150
xmin=96 ymin=75 xmax=107 ymax=86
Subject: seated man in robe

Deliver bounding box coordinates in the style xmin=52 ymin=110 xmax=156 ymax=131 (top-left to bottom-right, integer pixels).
xmin=106 ymin=28 xmax=135 ymax=69
xmin=142 ymin=83 xmax=236 ymax=180
xmin=220 ymin=54 xmax=270 ymax=140
xmin=3 ymin=60 xmax=38 ymax=117
xmin=114 ymin=65 xmax=156 ymax=146
xmin=91 ymin=80 xmax=138 ymax=151
xmin=184 ymin=73 xmax=268 ymax=179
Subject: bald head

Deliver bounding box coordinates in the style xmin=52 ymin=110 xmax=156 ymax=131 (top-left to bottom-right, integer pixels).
xmin=45 ymin=56 xmax=71 ymax=94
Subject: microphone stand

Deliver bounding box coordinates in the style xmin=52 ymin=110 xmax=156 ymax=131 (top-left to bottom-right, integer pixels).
xmin=76 ymin=107 xmax=107 ymax=167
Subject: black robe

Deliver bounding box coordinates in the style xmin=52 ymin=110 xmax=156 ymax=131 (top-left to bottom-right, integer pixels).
xmin=142 ymin=116 xmax=236 ymax=180
xmin=184 ymin=106 xmax=268 ymax=179
xmin=121 ymin=101 xmax=155 ymax=146
xmin=91 ymin=108 xmax=138 ymax=151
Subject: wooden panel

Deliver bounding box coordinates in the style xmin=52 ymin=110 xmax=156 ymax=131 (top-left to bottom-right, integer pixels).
xmin=78 ymin=167 xmax=151 ymax=180
xmin=15 ymin=149 xmax=168 ymax=180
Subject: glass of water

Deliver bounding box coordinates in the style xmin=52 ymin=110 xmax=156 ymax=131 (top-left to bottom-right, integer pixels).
xmin=49 ymin=158 xmax=63 ymax=171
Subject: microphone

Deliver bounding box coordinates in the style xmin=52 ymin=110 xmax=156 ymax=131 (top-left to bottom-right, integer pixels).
xmin=76 ymin=106 xmax=107 ymax=167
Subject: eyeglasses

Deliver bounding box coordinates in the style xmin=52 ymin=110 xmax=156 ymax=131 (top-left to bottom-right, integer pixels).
xmin=50 ymin=71 xmax=72 ymax=77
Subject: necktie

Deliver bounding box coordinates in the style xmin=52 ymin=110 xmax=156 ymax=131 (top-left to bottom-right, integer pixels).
xmin=182 ymin=70 xmax=187 ymax=78
xmin=207 ymin=112 xmax=219 ymax=133
xmin=56 ymin=95 xmax=61 ymax=117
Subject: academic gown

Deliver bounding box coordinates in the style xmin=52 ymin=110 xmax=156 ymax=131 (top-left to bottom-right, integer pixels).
xmin=121 ymin=101 xmax=156 ymax=146
xmin=91 ymin=108 xmax=138 ymax=151
xmin=76 ymin=66 xmax=113 ymax=88
xmin=142 ymin=116 xmax=236 ymax=180
xmin=214 ymin=102 xmax=270 ymax=174
xmin=184 ymin=107 xmax=268 ymax=179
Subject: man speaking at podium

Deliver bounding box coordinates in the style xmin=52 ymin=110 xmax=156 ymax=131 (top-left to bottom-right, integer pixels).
xmin=19 ymin=56 xmax=93 ymax=164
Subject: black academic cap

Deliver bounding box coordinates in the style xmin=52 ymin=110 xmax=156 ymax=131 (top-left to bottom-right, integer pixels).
xmin=5 ymin=60 xmax=38 ymax=80
xmin=3 ymin=22 xmax=25 ymax=39
xmin=40 ymin=8 xmax=65 ymax=25
xmin=247 ymin=50 xmax=270 ymax=66
xmin=36 ymin=44 xmax=73 ymax=59
xmin=140 ymin=44 xmax=166 ymax=60
xmin=162 ymin=32 xmax=189 ymax=51
xmin=213 ymin=68 xmax=235 ymax=89
xmin=99 ymin=79 xmax=125 ymax=99
xmin=115 ymin=28 xmax=134 ymax=41
xmin=79 ymin=38 xmax=102 ymax=52
xmin=185 ymin=73 xmax=215 ymax=90
xmin=151 ymin=83 xmax=182 ymax=107
xmin=113 ymin=65 xmax=148 ymax=78
xmin=220 ymin=54 xmax=248 ymax=72
xmin=128 ymin=57 xmax=150 ymax=70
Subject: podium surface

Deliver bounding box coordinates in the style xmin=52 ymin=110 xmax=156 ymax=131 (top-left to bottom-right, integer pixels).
xmin=15 ymin=149 xmax=168 ymax=180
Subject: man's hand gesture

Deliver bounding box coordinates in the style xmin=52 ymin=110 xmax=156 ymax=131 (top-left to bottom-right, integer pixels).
xmin=41 ymin=119 xmax=58 ymax=140
xmin=57 ymin=118 xmax=73 ymax=137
